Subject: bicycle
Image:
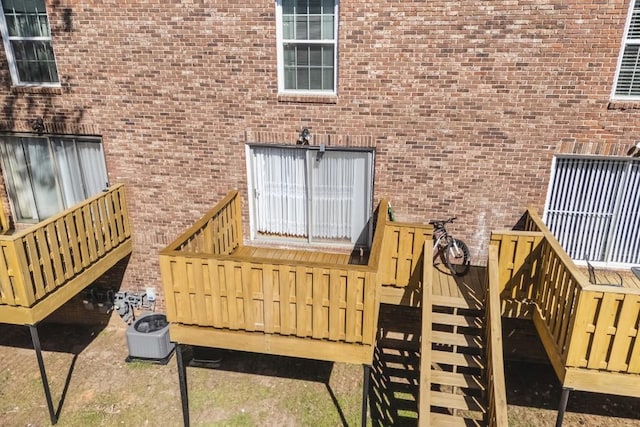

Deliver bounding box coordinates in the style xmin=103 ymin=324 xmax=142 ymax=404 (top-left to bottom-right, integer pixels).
xmin=429 ymin=217 xmax=471 ymax=276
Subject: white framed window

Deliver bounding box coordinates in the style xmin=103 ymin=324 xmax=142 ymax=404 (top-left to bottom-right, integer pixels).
xmin=275 ymin=0 xmax=338 ymax=94
xmin=0 ymin=135 xmax=108 ymax=222
xmin=543 ymin=156 xmax=640 ymax=266
xmin=0 ymin=0 xmax=60 ymax=86
xmin=246 ymin=144 xmax=374 ymax=246
xmin=612 ymin=0 xmax=640 ymax=99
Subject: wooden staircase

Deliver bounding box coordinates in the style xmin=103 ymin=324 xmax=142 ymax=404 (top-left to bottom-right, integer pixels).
xmin=428 ymin=295 xmax=487 ymax=426
xmin=421 ymin=266 xmax=491 ymax=426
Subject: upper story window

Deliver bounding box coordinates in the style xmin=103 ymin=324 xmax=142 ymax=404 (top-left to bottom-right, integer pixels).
xmin=0 ymin=135 xmax=108 ymax=223
xmin=0 ymin=0 xmax=59 ymax=86
xmin=276 ymin=0 xmax=338 ymax=94
xmin=613 ymin=0 xmax=640 ymax=99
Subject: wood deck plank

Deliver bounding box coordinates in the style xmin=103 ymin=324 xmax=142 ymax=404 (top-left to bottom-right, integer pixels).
xmin=587 ymin=293 xmax=622 ymax=370
xmin=608 ymin=294 xmax=640 ymax=372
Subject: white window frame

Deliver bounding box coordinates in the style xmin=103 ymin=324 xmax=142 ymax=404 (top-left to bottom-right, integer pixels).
xmin=543 ymin=155 xmax=640 ymax=267
xmin=612 ymin=0 xmax=640 ymax=99
xmin=0 ymin=134 xmax=108 ymax=223
xmin=275 ymin=0 xmax=339 ymax=95
xmin=0 ymin=0 xmax=60 ymax=86
xmin=245 ymin=144 xmax=374 ymax=247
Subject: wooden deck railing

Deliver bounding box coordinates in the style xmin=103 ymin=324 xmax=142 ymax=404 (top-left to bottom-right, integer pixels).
xmin=0 ymin=185 xmax=131 ymax=308
xmin=160 ymin=191 xmax=389 ymax=349
xmin=164 ymin=190 xmax=242 ymax=255
xmin=495 ymin=208 xmax=640 ymax=385
xmin=485 ymin=243 xmax=508 ymax=427
xmin=380 ymin=222 xmax=432 ymax=288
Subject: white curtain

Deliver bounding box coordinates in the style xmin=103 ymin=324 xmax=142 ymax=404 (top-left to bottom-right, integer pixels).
xmin=311 ymin=151 xmax=354 ymax=241
xmin=253 ymin=147 xmax=307 ymax=237
xmin=250 ymin=146 xmax=372 ymax=245
xmin=1 ymin=137 xmax=39 ymax=221
xmin=24 ymin=137 xmax=61 ymax=219
xmin=76 ymin=140 xmax=108 ymax=196
xmin=53 ymin=138 xmax=85 ymax=207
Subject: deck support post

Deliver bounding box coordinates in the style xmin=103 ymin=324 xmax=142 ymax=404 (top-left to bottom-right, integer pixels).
xmin=29 ymin=325 xmax=57 ymax=425
xmin=362 ymin=364 xmax=370 ymax=427
xmin=176 ymin=343 xmax=190 ymax=427
xmin=555 ymin=387 xmax=572 ymax=427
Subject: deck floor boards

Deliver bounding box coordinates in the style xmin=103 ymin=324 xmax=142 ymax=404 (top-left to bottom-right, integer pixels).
xmin=233 ymin=245 xmax=353 ymax=266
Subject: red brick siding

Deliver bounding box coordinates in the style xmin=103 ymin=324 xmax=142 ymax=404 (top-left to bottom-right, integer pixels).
xmin=0 ymin=1 xmax=637 ymax=307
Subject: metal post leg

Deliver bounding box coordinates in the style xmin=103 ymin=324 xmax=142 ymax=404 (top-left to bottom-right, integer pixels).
xmin=362 ymin=364 xmax=371 ymax=427
xmin=176 ymin=344 xmax=190 ymax=427
xmin=555 ymin=387 xmax=572 ymax=427
xmin=29 ymin=325 xmax=57 ymax=425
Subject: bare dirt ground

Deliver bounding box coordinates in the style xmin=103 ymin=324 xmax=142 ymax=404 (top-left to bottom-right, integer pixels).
xmin=1 ymin=311 xmax=639 ymax=426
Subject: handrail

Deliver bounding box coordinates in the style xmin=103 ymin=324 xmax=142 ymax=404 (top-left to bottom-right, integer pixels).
xmin=485 ymin=242 xmax=508 ymax=426
xmin=161 ymin=190 xmax=241 ymax=254
xmin=521 ymin=208 xmax=590 ymax=288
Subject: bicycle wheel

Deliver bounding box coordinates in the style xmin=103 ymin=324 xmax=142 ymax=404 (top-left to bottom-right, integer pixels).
xmin=443 ymin=237 xmax=470 ymax=276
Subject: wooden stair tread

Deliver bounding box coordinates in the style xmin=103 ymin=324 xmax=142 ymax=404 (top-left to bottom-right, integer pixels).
xmin=432 ymin=350 xmax=484 ymax=369
xmin=432 ymin=295 xmax=484 ymax=310
xmin=429 ymin=412 xmax=482 ymax=427
xmin=430 ymin=370 xmax=485 ymax=391
xmin=432 ymin=312 xmax=483 ymax=328
xmin=432 ymin=330 xmax=484 ymax=349
xmin=430 ymin=390 xmax=485 ymax=412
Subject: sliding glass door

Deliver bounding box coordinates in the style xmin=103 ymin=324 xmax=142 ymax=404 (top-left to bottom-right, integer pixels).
xmin=248 ymin=145 xmax=374 ymax=246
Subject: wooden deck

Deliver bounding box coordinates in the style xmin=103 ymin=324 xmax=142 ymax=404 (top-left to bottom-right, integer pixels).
xmin=0 ymin=185 xmax=132 ymax=325
xmin=493 ymin=209 xmax=640 ymax=403
xmin=160 ymin=191 xmax=511 ymax=426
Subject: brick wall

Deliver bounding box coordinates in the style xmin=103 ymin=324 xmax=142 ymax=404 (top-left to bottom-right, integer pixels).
xmin=0 ymin=1 xmax=638 ymax=306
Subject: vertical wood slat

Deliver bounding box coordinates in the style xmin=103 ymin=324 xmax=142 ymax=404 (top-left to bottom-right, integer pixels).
xmin=280 ymin=266 xmax=292 ymax=335
xmin=82 ymin=204 xmax=98 ymax=261
xmin=566 ymin=291 xmax=600 ymax=367
xmin=587 ymin=293 xmax=621 ymax=369
xmin=97 ymin=198 xmax=113 ymax=253
xmin=65 ymin=214 xmax=83 ymax=274
xmin=345 ymin=270 xmax=358 ymax=343
xmin=362 ymin=271 xmax=376 ymax=345
xmin=55 ymin=218 xmax=73 ymax=280
xmin=263 ymin=265 xmax=275 ymax=334
xmin=418 ymin=242 xmax=432 ymax=427
xmin=23 ymin=233 xmax=46 ymax=299
xmin=0 ymin=243 xmax=16 ymax=305
xmin=32 ymin=228 xmax=56 ymax=292
xmin=311 ymin=267 xmax=324 ymax=339
xmin=74 ymin=208 xmax=90 ymax=268
xmin=295 ymin=265 xmax=308 ymax=338
xmin=208 ymin=261 xmax=223 ymax=328
xmin=608 ymin=295 xmax=640 ymax=372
